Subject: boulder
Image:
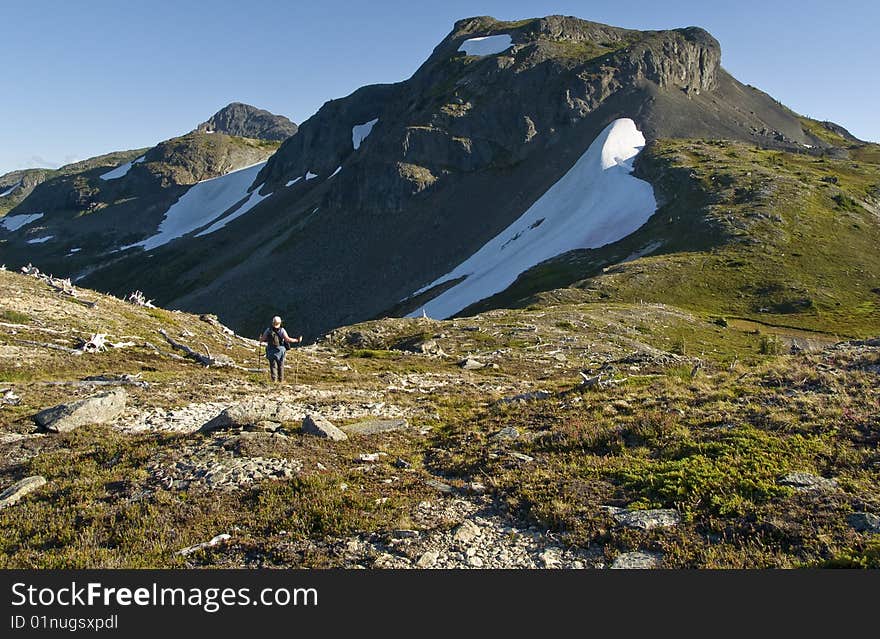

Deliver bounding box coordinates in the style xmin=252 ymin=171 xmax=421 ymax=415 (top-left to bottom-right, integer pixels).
xmin=200 ymin=399 xmax=298 ymax=433
xmin=302 ymin=414 xmax=348 ymax=441
xmin=34 ymin=389 xmax=127 ymax=433
xmin=341 ymin=418 xmax=409 ymax=436
xmin=606 ymin=507 xmax=681 ymax=530
xmin=0 ymin=475 xmax=47 ymax=509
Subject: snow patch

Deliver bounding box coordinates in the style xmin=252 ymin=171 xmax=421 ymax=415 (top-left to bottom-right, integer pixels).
xmin=329 ymin=166 xmax=341 ymax=178
xmin=407 ymin=118 xmax=656 ymax=319
xmin=68 ymin=247 xmax=82 ymax=254
xmin=0 ymin=181 xmax=20 ymax=197
xmin=305 ymin=171 xmax=318 ymax=180
xmin=1 ymin=212 xmax=43 ymax=231
xmin=286 ymin=177 xmax=302 ymax=187
xmin=126 ymin=162 xmax=266 ymax=251
xmin=27 ymin=235 xmax=53 ymax=244
xmin=352 ymin=118 xmax=378 ymax=150
xmin=99 ymin=155 xmax=143 ymax=181
xmin=195 ymin=188 xmax=270 ymax=237
xmin=458 ymin=34 xmax=512 ymax=57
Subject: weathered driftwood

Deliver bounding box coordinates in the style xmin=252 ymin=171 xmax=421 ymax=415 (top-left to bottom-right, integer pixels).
xmin=126 ymin=290 xmax=156 ymax=308
xmin=158 ymin=329 xmax=234 ymax=367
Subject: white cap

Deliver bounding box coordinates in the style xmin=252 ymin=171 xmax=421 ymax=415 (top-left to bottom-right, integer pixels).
xmin=272 ymin=316 xmax=282 ymax=326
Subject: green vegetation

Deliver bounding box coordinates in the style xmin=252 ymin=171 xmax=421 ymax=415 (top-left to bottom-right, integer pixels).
xmin=467 ymin=136 xmax=880 ymax=338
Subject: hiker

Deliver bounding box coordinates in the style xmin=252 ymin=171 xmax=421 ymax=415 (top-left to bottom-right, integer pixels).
xmin=258 ymin=316 xmax=302 ymax=382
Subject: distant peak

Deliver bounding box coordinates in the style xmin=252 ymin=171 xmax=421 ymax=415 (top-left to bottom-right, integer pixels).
xmin=196 ymin=103 xmax=298 ymax=141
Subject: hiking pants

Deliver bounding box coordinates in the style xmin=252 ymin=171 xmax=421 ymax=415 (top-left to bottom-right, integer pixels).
xmin=267 ymin=347 xmax=286 ymax=382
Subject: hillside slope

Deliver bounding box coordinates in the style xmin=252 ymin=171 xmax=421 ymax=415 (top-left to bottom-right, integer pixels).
xmin=1 ymin=268 xmax=878 ymax=568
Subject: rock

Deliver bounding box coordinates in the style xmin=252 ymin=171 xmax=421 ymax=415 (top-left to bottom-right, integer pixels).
xmin=848 ymin=512 xmax=880 ymax=533
xmin=425 ymin=479 xmax=455 ymax=493
xmin=0 ymin=475 xmax=47 ymax=509
xmin=200 ymin=399 xmax=298 ymax=433
xmin=509 ymin=451 xmax=534 ymax=463
xmin=496 ymin=390 xmax=552 ymax=405
xmin=778 ymin=472 xmax=838 ymax=493
xmin=341 ymin=418 xmax=409 ymax=436
xmin=610 ymin=551 xmax=662 ymax=569
xmin=357 ymin=453 xmax=381 ymax=462
xmin=606 ymin=507 xmax=681 ymax=530
xmin=539 ymin=549 xmax=561 ymax=568
xmin=416 ymin=550 xmax=439 ymax=568
xmin=491 ymin=426 xmax=520 ymax=442
xmin=394 ymin=336 xmax=446 ymax=357
xmin=301 ymin=414 xmax=348 ymax=441
xmin=392 ymin=529 xmax=419 ymax=539
xmin=460 ymin=357 xmax=486 ymax=370
xmin=34 ymin=388 xmax=127 ymax=433
xmin=467 ymin=482 xmax=487 ymax=494
xmin=453 ymin=520 xmax=481 ymax=544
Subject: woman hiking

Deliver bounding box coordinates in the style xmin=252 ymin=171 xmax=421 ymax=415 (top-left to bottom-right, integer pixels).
xmin=258 ymin=316 xmax=302 ymax=382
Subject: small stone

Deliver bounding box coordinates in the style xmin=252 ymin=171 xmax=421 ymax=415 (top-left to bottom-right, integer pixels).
xmin=460 ymin=357 xmax=486 ymax=370
xmin=778 ymin=472 xmax=838 ymax=493
xmin=394 ymin=457 xmax=412 ymax=469
xmin=425 ymin=479 xmax=454 ymax=493
xmin=496 ymin=390 xmax=551 ymax=405
xmin=848 ymin=512 xmax=880 ymax=533
xmin=606 ymin=507 xmax=681 ymax=530
xmin=357 ymin=453 xmax=381 ymax=463
xmin=610 ymin=551 xmax=662 ymax=569
xmin=467 ymin=555 xmax=484 ymax=568
xmin=491 ymin=426 xmax=520 ymax=442
xmin=509 ymin=451 xmax=534 ymax=463
xmin=539 ymin=549 xmax=560 ymax=568
xmin=416 ymin=550 xmax=439 ymax=568
xmin=453 ymin=520 xmax=481 ymax=544
xmin=0 ymin=475 xmax=47 ymax=509
xmin=392 ymin=529 xmax=419 ymax=539
xmin=302 ymin=414 xmax=348 ymax=441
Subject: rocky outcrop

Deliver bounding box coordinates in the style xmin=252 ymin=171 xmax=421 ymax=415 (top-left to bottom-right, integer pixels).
xmin=196 ymin=103 xmax=298 ymax=141
xmin=200 ymin=399 xmax=298 ymax=433
xmin=606 ymin=507 xmax=681 ymax=530
xmin=34 ymin=389 xmax=127 ymax=433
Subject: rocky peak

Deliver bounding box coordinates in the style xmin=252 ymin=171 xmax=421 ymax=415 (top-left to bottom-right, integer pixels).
xmin=196 ymin=102 xmax=298 ymax=141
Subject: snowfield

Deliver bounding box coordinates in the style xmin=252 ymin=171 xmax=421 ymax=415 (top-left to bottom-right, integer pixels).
xmin=407 ymin=118 xmax=657 ymax=319
xmin=352 ymin=118 xmax=378 ymax=150
xmin=99 ymin=155 xmax=144 ymax=181
xmin=1 ymin=212 xmax=43 ymax=232
xmin=125 ymin=162 xmax=266 ymax=251
xmin=26 ymin=235 xmax=53 ymax=244
xmin=458 ymin=34 xmax=513 ymax=56
xmin=0 ymin=181 xmax=20 ymax=197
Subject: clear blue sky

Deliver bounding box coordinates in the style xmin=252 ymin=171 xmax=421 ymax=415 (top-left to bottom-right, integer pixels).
xmin=1 ymin=0 xmax=876 ymax=175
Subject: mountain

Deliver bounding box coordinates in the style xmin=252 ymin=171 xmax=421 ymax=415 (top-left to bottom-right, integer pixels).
xmin=1 ymin=15 xmax=878 ymax=342
xmin=0 ymin=102 xmax=295 ymax=279
xmin=195 ymin=102 xmax=298 ymax=141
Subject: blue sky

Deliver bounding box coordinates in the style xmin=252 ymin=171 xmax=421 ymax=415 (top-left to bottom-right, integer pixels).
xmin=1 ymin=0 xmax=876 ymax=174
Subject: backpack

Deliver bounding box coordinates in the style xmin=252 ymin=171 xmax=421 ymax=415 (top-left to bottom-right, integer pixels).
xmin=266 ymin=327 xmax=284 ymax=348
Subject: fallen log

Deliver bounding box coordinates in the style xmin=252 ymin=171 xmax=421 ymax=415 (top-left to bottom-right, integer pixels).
xmin=158 ymin=329 xmax=234 ymax=367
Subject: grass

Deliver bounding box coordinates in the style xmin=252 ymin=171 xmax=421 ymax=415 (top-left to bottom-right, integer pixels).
xmin=464 ymin=136 xmax=880 ymax=339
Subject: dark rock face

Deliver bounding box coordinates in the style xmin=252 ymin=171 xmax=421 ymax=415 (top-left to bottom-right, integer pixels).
xmin=197 ymin=103 xmax=298 ymax=141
